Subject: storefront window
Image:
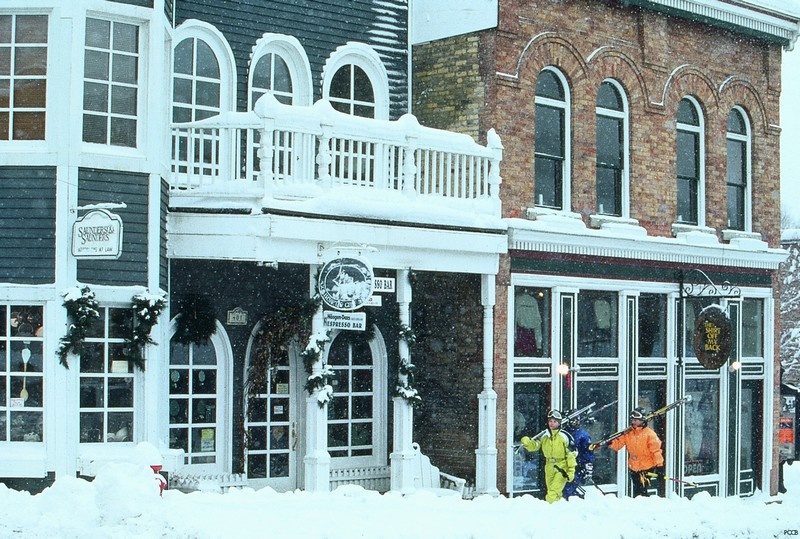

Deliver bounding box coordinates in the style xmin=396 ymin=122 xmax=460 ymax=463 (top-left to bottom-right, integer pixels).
xmin=578 ymin=291 xmax=617 ymax=357
xmin=514 ymin=287 xmax=550 ymax=358
xmin=1 ymin=305 xmax=44 ymax=442
xmin=683 ymin=297 xmax=714 ymax=358
xmin=578 ymin=381 xmax=619 ymax=485
xmin=741 ymin=380 xmax=763 ymax=495
xmin=512 ymin=382 xmax=549 ymax=495
xmin=741 ymin=299 xmax=763 ymax=358
xmin=79 ymin=307 xmax=135 ymax=444
xmin=684 ymin=378 xmax=719 ymax=475
xmin=638 ymin=294 xmax=666 ymax=357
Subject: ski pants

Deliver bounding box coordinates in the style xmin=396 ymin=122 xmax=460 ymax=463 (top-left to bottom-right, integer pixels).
xmin=544 ymin=463 xmax=569 ymax=503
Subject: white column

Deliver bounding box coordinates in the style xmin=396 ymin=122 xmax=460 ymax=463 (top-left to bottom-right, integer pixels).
xmin=390 ymin=269 xmax=416 ymax=493
xmin=475 ymin=273 xmax=499 ymax=496
xmin=303 ymin=265 xmax=331 ymax=491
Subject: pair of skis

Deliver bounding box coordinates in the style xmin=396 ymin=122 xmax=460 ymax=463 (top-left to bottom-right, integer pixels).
xmin=588 ymin=395 xmax=693 ymax=451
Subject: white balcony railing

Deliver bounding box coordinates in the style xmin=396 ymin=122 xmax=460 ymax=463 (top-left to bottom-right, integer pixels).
xmin=169 ymin=94 xmax=503 ymax=221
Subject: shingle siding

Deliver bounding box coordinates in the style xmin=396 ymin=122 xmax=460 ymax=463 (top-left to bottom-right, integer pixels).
xmin=0 ymin=167 xmax=56 ymax=284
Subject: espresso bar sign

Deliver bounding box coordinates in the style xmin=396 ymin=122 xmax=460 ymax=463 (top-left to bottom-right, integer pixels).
xmin=72 ymin=209 xmax=123 ymax=259
xmin=693 ymin=305 xmax=732 ymax=369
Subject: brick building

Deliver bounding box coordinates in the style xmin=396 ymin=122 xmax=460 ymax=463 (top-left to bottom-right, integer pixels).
xmin=413 ymin=0 xmax=800 ymax=497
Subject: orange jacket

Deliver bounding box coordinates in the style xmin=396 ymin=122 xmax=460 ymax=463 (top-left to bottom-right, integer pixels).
xmin=608 ymin=426 xmax=664 ymax=472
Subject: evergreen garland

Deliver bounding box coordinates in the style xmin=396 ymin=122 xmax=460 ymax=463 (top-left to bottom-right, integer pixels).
xmin=56 ymin=286 xmax=101 ymax=368
xmin=173 ymin=294 xmax=217 ymax=345
xmin=395 ymin=322 xmax=421 ymax=407
xmin=122 ymin=292 xmax=168 ymax=370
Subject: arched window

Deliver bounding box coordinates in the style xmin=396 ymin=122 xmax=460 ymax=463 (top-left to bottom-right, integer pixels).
xmin=248 ymin=34 xmax=312 ymax=109
xmin=676 ymin=97 xmax=704 ymax=225
xmin=726 ymin=107 xmax=751 ymax=231
xmin=322 ymin=44 xmax=389 ymax=120
xmin=534 ymin=68 xmax=570 ymax=210
xmin=595 ymin=80 xmax=628 ymax=217
xmin=173 ymin=37 xmax=221 ymax=123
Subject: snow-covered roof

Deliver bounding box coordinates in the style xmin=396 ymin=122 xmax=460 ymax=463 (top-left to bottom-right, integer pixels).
xmin=782 ymin=228 xmax=800 ymax=243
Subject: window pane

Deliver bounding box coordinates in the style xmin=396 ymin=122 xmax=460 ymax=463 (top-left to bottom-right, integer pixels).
xmin=329 ymin=65 xmax=350 ymax=99
xmin=110 ymin=85 xmax=136 ymax=115
xmin=742 ymin=299 xmax=763 ymax=357
xmin=195 ymin=40 xmax=219 ymax=78
xmin=273 ymin=55 xmax=291 ymax=94
xmin=578 ymin=380 xmax=619 ymax=485
xmin=535 ymin=105 xmax=564 ymax=157
xmin=13 ymin=111 xmax=45 ymax=140
xmin=195 ymin=80 xmax=220 ymax=108
xmin=684 ymin=378 xmax=719 ymax=475
xmin=596 ymin=116 xmax=622 ymax=167
xmin=85 ymin=18 xmax=110 ymax=49
xmin=676 ymin=177 xmax=698 ymax=224
xmin=514 ymin=287 xmax=550 ymax=357
xmin=678 ymin=99 xmax=698 ymax=125
xmin=638 ymin=294 xmax=666 ymax=357
xmin=16 ymin=15 xmax=48 ymax=44
xmin=174 ymin=39 xmax=193 ymax=75
xmin=677 ymin=131 xmax=698 ymax=178
xmin=110 ymin=116 xmax=136 ymax=147
xmin=596 ymin=167 xmax=620 ymax=216
xmin=112 ymin=53 xmax=137 ymax=84
xmin=352 ymin=65 xmax=373 ymax=103
xmin=535 ymin=70 xmax=563 ymax=100
xmin=728 ymin=109 xmax=745 ymax=134
xmin=15 ymin=46 xmax=47 ymax=76
xmin=534 ymin=157 xmax=561 ymax=208
xmin=726 ymin=139 xmax=744 ymax=186
xmin=577 ymin=291 xmax=617 ymax=357
xmin=727 ymin=185 xmax=744 ymax=230
xmin=252 ymin=55 xmax=272 ymax=89
xmin=597 ymin=81 xmax=622 ymax=110
xmin=112 ymin=22 xmax=138 ymax=54
xmin=512 ymin=382 xmax=549 ymax=494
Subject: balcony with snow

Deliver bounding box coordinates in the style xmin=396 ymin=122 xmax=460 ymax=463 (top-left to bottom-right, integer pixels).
xmin=168 ymin=93 xmax=504 ymax=232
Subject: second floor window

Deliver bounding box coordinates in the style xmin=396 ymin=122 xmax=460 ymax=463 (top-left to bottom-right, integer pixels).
xmin=173 ymin=37 xmax=221 ymax=123
xmin=328 ymin=63 xmax=375 ymax=118
xmin=534 ymin=69 xmax=568 ymax=210
xmin=676 ymin=97 xmax=703 ymax=225
xmin=726 ymin=108 xmax=750 ymax=231
xmin=595 ymin=81 xmax=626 ymax=217
xmin=83 ymin=18 xmax=139 ymax=148
xmin=0 ymin=14 xmax=48 ymax=141
xmin=250 ymin=52 xmax=293 ymax=106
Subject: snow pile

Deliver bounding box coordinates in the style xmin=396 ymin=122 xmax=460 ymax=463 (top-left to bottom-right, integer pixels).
xmin=0 ymin=462 xmax=799 ymax=538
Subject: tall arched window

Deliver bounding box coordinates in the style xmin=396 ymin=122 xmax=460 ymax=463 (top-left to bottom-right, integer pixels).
xmin=676 ymin=97 xmax=704 ymax=225
xmin=726 ymin=107 xmax=751 ymax=231
xmin=173 ymin=37 xmax=221 ymax=123
xmin=534 ymin=68 xmax=570 ymax=210
xmin=595 ymin=80 xmax=628 ymax=217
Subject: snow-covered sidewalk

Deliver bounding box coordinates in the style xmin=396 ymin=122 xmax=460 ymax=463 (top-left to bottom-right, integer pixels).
xmin=1 ymin=459 xmax=798 ymax=538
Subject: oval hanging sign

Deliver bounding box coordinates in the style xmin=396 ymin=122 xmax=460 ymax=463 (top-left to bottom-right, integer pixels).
xmin=693 ymin=305 xmax=732 ymax=370
xmin=318 ymin=256 xmax=374 ymax=311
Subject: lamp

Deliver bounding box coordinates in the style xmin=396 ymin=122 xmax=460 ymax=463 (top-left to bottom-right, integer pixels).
xmin=557 ymin=363 xmax=581 ymax=376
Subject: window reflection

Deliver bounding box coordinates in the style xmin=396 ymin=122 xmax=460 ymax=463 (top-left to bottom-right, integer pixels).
xmin=577 ymin=291 xmax=617 ymax=357
xmin=514 ymin=287 xmax=550 ymax=357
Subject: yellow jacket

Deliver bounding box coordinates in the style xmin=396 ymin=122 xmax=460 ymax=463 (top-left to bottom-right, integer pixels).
xmin=521 ymin=429 xmax=577 ymax=480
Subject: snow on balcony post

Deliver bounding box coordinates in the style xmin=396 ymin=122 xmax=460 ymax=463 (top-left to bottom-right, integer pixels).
xmin=399 ymin=114 xmax=419 ymax=198
xmin=304 ymin=265 xmax=331 ymax=492
xmin=316 ymin=124 xmax=333 ymax=189
xmin=390 ymin=268 xmax=416 ymax=494
xmin=259 ymin=117 xmax=276 ymax=201
xmin=475 ymin=273 xmax=500 ymax=496
xmin=487 ymin=128 xmax=503 ymax=216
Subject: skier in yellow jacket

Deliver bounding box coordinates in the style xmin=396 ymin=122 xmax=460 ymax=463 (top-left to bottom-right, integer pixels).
xmin=520 ymin=409 xmax=577 ymax=503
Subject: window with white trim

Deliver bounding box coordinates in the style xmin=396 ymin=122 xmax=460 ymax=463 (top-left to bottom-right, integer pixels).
xmin=595 ymin=80 xmax=628 ymax=217
xmin=82 ymin=17 xmax=139 ymax=147
xmin=726 ymin=108 xmax=751 ymax=231
xmin=0 ymin=14 xmax=48 ymax=140
xmin=534 ymin=68 xmax=569 ymax=210
xmin=676 ymin=97 xmax=704 ymax=225
xmin=1 ymin=305 xmax=44 ymax=442
xmin=79 ymin=306 xmax=135 ymax=444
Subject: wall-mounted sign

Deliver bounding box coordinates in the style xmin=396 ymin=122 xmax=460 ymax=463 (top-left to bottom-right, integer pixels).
xmin=693 ymin=305 xmax=732 ymax=369
xmin=373 ymin=277 xmax=395 ymax=293
xmin=323 ymin=310 xmax=367 ymax=331
xmin=71 ymin=209 xmax=123 ymax=259
xmin=318 ymin=256 xmax=374 ymax=311
xmin=227 ymin=307 xmax=248 ymax=326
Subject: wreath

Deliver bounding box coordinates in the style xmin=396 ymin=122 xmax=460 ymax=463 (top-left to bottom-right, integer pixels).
xmin=56 ymin=286 xmax=101 ymax=368
xmin=173 ymin=294 xmax=217 ymax=345
xmin=122 ymin=292 xmax=168 ymax=370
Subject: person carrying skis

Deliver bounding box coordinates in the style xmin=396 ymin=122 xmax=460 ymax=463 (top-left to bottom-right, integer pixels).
xmin=606 ymin=407 xmax=664 ymax=497
xmin=520 ymin=409 xmax=577 ymax=503
xmin=561 ymin=410 xmax=595 ymax=499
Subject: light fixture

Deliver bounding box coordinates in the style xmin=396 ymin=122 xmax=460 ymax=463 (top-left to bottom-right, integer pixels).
xmin=557 ymin=363 xmax=581 ymax=376
xmin=728 ymin=360 xmax=742 ymax=373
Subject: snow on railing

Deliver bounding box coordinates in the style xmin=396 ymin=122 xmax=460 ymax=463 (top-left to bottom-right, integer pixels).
xmin=169 ymin=94 xmax=503 ymax=216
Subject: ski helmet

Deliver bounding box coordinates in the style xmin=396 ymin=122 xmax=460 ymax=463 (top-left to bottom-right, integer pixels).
xmin=630 ymin=407 xmax=648 ymax=425
xmin=546 ymin=409 xmax=563 ymax=421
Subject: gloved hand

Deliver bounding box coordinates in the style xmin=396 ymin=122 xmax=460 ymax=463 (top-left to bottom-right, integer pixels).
xmin=567 ymin=471 xmax=575 ymax=482
xmin=650 ymin=466 xmax=665 ymax=479
xmin=584 ymin=462 xmax=594 ymax=480
xmin=520 ymin=436 xmax=535 ymax=452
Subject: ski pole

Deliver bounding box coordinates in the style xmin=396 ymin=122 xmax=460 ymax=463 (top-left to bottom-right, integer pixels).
xmin=646 ymin=472 xmax=698 ymax=488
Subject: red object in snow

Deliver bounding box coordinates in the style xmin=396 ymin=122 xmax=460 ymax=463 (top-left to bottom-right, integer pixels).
xmin=150 ymin=464 xmax=166 ymax=496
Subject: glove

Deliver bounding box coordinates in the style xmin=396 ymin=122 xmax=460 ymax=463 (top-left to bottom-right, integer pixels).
xmin=567 ymin=472 xmax=575 ymax=482
xmin=650 ymin=466 xmax=664 ymax=479
xmin=638 ymin=471 xmax=650 ymax=487
xmin=520 ymin=436 xmax=535 ymax=452
xmin=584 ymin=462 xmax=594 ymax=480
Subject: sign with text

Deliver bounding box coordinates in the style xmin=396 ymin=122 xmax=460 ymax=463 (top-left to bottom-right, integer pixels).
xmin=318 ymin=256 xmax=374 ymax=311
xmin=323 ymin=310 xmax=366 ymax=331
xmin=373 ymin=277 xmax=395 ymax=293
xmin=72 ymin=209 xmax=123 ymax=259
xmin=693 ymin=305 xmax=732 ymax=369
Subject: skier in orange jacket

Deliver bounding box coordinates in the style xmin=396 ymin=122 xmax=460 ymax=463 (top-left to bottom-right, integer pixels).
xmin=608 ymin=407 xmax=664 ymax=497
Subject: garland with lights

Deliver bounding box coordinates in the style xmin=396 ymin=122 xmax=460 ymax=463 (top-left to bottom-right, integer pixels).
xmin=395 ymin=322 xmax=421 ymax=407
xmin=56 ymin=286 xmax=101 ymax=368
xmin=246 ymin=296 xmax=335 ymax=409
xmin=122 ymin=292 xmax=168 ymax=370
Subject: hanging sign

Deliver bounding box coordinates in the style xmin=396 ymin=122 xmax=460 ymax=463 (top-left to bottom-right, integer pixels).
xmin=693 ymin=305 xmax=732 ymax=369
xmin=72 ymin=209 xmax=123 ymax=259
xmin=318 ymin=256 xmax=374 ymax=311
